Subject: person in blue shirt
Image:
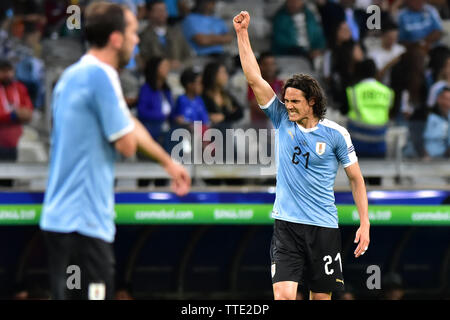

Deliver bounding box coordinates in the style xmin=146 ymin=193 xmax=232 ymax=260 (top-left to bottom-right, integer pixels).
xmin=182 ymin=0 xmax=232 ymax=56
xmin=397 ymin=0 xmax=443 ymax=51
xmin=137 ymin=56 xmax=173 ymax=149
xmin=423 ymin=87 xmax=450 ymax=158
xmin=40 ymin=2 xmax=190 ymax=300
xmin=172 ymin=66 xmax=210 ymax=129
xmin=234 ymin=11 xmax=370 ymax=301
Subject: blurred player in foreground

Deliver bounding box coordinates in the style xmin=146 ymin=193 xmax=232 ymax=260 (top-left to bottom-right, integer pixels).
xmin=40 ymin=2 xmax=191 ymax=300
xmin=233 ymin=11 xmax=370 ymax=300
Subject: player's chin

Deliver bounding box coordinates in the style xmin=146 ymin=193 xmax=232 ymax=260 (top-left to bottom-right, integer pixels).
xmin=288 ymin=114 xmax=300 ymax=121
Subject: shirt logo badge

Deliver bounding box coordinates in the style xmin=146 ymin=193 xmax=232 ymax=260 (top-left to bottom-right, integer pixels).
xmin=316 ymin=142 xmax=326 ymax=155
xmin=288 ymin=130 xmax=294 ymax=140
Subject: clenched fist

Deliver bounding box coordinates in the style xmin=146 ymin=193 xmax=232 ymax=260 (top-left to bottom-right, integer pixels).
xmin=233 ymin=11 xmax=250 ymax=32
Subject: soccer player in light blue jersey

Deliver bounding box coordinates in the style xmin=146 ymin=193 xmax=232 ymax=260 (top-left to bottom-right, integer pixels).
xmin=40 ymin=2 xmax=190 ymax=300
xmin=234 ymin=11 xmax=370 ymax=300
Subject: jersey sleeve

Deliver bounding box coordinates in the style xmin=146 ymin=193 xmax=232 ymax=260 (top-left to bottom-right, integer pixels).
xmin=259 ymin=94 xmax=287 ymax=129
xmin=335 ymin=127 xmax=358 ymax=168
xmin=92 ymin=68 xmax=134 ymax=142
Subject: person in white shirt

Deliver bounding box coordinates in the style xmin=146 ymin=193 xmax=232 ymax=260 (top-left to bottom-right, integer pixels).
xmin=368 ymin=19 xmax=405 ymax=86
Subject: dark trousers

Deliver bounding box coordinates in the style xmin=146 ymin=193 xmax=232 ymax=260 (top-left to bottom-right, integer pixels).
xmin=43 ymin=231 xmax=115 ymax=300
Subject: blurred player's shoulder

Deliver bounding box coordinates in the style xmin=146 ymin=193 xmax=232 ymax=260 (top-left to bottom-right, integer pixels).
xmin=56 ymin=55 xmax=115 ymax=90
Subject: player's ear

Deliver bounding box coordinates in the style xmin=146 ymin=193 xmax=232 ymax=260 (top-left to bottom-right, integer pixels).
xmin=308 ymin=98 xmax=315 ymax=107
xmin=109 ymin=31 xmax=124 ymax=50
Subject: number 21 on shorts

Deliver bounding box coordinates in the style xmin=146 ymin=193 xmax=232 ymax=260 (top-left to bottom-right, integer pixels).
xmin=323 ymin=253 xmax=342 ymax=275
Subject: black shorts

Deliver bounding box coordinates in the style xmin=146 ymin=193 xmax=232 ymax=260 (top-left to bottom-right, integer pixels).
xmin=270 ymin=219 xmax=345 ymax=293
xmin=43 ymin=231 xmax=115 ymax=300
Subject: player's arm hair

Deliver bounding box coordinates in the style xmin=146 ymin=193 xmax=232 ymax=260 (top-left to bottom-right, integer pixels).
xmin=236 ymin=25 xmax=274 ymax=106
xmin=344 ymin=162 xmax=370 ymax=226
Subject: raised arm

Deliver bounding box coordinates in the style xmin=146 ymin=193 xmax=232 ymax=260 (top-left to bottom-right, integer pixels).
xmin=233 ymin=11 xmax=274 ymax=106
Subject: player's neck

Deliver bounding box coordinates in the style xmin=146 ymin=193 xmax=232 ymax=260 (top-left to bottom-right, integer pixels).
xmin=296 ymin=116 xmax=319 ymax=129
xmin=87 ymin=48 xmax=119 ymax=70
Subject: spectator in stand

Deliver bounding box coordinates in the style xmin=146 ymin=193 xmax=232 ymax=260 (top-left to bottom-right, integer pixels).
xmin=139 ymin=0 xmax=192 ymax=71
xmin=172 ymin=66 xmax=210 ymax=130
xmin=423 ymin=87 xmax=450 ymax=159
xmin=397 ymin=0 xmax=443 ymax=52
xmin=367 ymin=19 xmax=405 ymax=86
xmin=15 ymin=22 xmax=45 ymax=109
xmin=137 ymin=57 xmax=174 ymax=150
xmin=390 ymin=44 xmax=428 ymax=157
xmin=426 ymin=46 xmax=450 ymax=86
xmin=322 ymin=21 xmax=352 ymax=87
xmin=427 ymin=52 xmax=450 ymax=108
xmin=202 ymin=61 xmax=243 ymax=129
xmin=0 ymin=59 xmax=33 ymax=161
xmin=182 ymin=0 xmax=232 ymax=56
xmin=346 ymin=59 xmax=394 ymax=158
xmin=317 ymin=0 xmax=368 ymax=44
xmin=271 ymin=0 xmax=326 ymax=63
xmin=247 ymin=52 xmax=284 ymax=128
xmin=330 ymin=39 xmax=365 ymax=115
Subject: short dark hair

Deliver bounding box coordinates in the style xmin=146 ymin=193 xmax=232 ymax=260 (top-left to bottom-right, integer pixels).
xmin=144 ymin=56 xmax=169 ymax=90
xmin=0 ymin=59 xmax=13 ymax=71
xmin=202 ymin=61 xmax=224 ymax=92
xmin=85 ymin=2 xmax=126 ymax=48
xmin=282 ymin=74 xmax=327 ymax=120
xmin=381 ymin=18 xmax=398 ymax=34
xmin=180 ymin=66 xmax=201 ymax=89
xmin=354 ymin=59 xmax=377 ymax=81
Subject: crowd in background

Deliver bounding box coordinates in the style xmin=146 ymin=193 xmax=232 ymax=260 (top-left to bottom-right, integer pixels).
xmin=1 ymin=0 xmax=449 ymax=300
xmin=0 ymin=0 xmax=449 ymax=164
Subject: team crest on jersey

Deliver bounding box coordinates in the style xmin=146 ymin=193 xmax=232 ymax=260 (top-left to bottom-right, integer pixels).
xmin=316 ymin=142 xmax=326 ymax=155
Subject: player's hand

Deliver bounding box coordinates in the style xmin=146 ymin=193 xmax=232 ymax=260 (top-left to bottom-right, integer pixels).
xmin=233 ymin=11 xmax=250 ymax=33
xmin=354 ymin=223 xmax=370 ymax=258
xmin=165 ymin=161 xmax=191 ymax=196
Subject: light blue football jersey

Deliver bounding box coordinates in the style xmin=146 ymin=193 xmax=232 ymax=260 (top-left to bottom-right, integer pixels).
xmin=40 ymin=54 xmax=134 ymax=243
xmin=261 ymin=95 xmax=358 ymax=228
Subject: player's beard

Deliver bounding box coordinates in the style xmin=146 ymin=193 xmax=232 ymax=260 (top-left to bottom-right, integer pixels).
xmin=117 ymin=46 xmax=132 ymax=69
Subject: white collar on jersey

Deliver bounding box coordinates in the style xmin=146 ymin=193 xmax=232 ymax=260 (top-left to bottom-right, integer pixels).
xmin=296 ymin=122 xmax=319 ymax=133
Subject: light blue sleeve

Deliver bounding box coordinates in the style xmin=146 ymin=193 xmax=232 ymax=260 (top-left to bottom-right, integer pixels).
xmin=335 ymin=128 xmax=358 ymax=168
xmin=260 ymin=95 xmax=287 ymax=129
xmin=91 ymin=67 xmax=134 ymax=142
